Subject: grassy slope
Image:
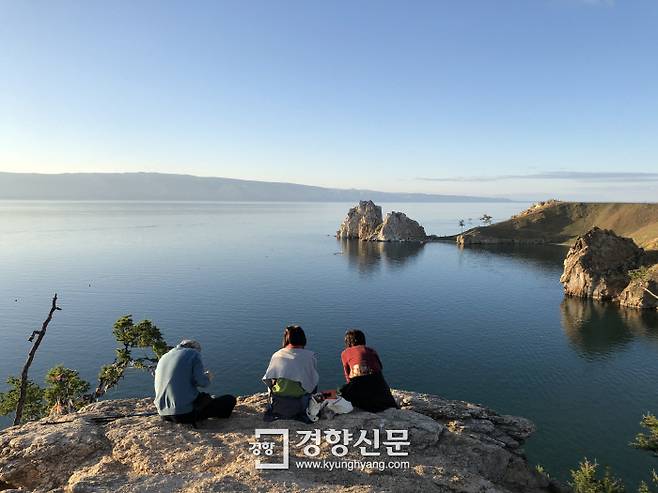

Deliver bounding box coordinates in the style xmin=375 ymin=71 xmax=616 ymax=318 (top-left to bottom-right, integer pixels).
xmin=467 ymin=202 xmax=658 ymax=249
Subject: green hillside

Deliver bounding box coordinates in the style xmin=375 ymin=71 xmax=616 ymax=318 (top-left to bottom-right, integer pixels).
xmin=460 ymin=201 xmax=658 ymax=250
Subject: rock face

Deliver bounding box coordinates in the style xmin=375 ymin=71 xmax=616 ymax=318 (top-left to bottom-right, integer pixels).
xmin=372 ymin=212 xmax=427 ymax=241
xmin=618 ymin=264 xmax=658 ymax=310
xmin=337 ymin=202 xmax=428 ymax=242
xmin=0 ymin=390 xmax=560 ymax=493
xmin=336 ymin=200 xmax=383 ymax=240
xmin=560 ymin=227 xmax=647 ymax=303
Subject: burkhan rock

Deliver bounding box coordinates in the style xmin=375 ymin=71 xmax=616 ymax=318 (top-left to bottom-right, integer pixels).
xmin=0 ymin=390 xmax=560 ymax=493
xmin=337 ymin=202 xmax=428 ymax=242
xmin=370 ymin=212 xmax=428 ymax=242
xmin=336 ymin=200 xmax=383 ymax=240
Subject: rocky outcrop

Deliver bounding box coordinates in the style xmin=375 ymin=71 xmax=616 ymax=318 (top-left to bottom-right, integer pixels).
xmin=336 ymin=200 xmax=383 ymax=240
xmin=337 ymin=202 xmax=428 ymax=242
xmin=0 ymin=391 xmax=560 ymax=493
xmin=560 ymin=227 xmax=657 ymax=309
xmin=618 ymin=265 xmax=658 ymax=310
xmin=371 ymin=212 xmax=427 ymax=241
xmin=510 ymin=200 xmax=562 ymax=220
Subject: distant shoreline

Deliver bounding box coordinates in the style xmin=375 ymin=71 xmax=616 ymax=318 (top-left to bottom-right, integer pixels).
xmin=0 ymin=172 xmax=513 ymax=203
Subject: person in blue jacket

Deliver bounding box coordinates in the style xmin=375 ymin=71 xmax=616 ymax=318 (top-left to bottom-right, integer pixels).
xmin=154 ymin=339 xmax=236 ymax=425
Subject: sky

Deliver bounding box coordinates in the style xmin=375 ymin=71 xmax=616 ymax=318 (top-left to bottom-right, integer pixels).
xmin=1 ymin=0 xmax=657 ymax=201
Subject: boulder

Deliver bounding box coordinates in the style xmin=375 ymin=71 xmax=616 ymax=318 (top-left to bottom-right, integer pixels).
xmin=0 ymin=391 xmax=559 ymax=493
xmin=336 ymin=200 xmax=383 ymax=240
xmin=560 ymin=227 xmax=645 ymax=301
xmin=369 ymin=212 xmax=428 ymax=241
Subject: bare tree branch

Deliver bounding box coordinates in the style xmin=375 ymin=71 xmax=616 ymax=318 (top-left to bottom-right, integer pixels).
xmin=643 ymin=287 xmax=658 ymax=300
xmin=13 ymin=294 xmax=61 ymax=425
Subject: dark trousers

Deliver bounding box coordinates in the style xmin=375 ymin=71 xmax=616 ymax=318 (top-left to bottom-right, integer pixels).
xmin=162 ymin=393 xmax=236 ymax=425
xmin=339 ymin=373 xmax=398 ymax=413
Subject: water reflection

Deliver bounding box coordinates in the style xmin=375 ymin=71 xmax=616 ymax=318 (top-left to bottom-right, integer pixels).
xmin=338 ymin=239 xmax=425 ymax=274
xmin=560 ymin=297 xmax=658 ymax=358
xmin=458 ymin=244 xmax=569 ymax=273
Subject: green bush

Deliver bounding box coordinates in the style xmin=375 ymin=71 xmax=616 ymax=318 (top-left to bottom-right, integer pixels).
xmin=570 ymin=459 xmax=625 ymax=493
xmin=44 ymin=365 xmax=90 ymax=415
xmin=0 ymin=377 xmax=47 ymax=424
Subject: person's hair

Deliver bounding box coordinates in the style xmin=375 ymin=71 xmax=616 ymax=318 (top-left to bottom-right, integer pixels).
xmin=179 ymin=339 xmax=202 ymax=351
xmin=345 ymin=329 xmax=366 ymax=348
xmin=282 ymin=325 xmax=306 ymax=348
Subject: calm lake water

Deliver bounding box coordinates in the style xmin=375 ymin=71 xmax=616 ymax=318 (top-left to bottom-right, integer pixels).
xmin=1 ymin=201 xmax=658 ymax=486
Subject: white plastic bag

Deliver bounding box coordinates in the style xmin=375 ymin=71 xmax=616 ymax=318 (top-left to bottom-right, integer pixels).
xmin=325 ymin=396 xmax=353 ymax=415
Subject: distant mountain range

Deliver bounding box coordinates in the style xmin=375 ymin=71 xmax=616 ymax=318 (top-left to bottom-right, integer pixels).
xmin=0 ymin=172 xmax=512 ymax=202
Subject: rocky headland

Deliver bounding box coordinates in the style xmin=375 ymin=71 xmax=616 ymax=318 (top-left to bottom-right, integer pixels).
xmin=337 ymin=201 xmax=428 ymax=242
xmin=456 ymin=201 xmax=658 ymax=248
xmin=0 ymin=390 xmax=562 ymax=493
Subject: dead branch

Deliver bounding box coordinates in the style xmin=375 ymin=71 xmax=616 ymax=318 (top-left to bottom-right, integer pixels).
xmin=13 ymin=293 xmax=61 ymax=425
xmin=643 ymin=287 xmax=658 ymax=300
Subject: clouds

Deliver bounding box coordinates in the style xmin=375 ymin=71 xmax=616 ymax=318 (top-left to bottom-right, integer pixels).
xmin=417 ymin=171 xmax=658 ymax=183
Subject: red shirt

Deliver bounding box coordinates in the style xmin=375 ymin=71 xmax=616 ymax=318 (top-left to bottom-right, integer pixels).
xmin=341 ymin=345 xmax=383 ymax=382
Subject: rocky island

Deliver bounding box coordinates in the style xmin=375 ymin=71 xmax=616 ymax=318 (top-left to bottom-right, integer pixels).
xmin=0 ymin=390 xmax=561 ymax=492
xmin=337 ymin=201 xmax=428 ymax=242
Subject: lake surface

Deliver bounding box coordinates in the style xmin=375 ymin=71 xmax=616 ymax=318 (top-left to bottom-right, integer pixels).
xmin=1 ymin=201 xmax=658 ymax=486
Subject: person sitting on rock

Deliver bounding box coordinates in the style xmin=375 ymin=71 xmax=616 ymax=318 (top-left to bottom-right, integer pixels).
xmin=262 ymin=325 xmax=319 ymax=422
xmin=154 ymin=339 xmax=236 ymax=426
xmin=338 ymin=329 xmax=398 ymax=412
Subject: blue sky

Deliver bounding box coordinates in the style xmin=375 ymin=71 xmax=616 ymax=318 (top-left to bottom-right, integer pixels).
xmin=1 ymin=0 xmax=657 ymax=200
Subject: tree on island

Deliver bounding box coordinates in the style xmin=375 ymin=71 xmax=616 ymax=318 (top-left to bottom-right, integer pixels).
xmin=628 ymin=267 xmax=658 ymax=300
xmin=458 ymin=219 xmax=466 ymax=233
xmin=480 ymin=214 xmax=493 ymax=226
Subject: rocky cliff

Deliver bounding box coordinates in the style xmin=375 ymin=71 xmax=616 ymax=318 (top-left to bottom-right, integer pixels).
xmin=337 ymin=202 xmax=428 ymax=242
xmin=0 ymin=390 xmax=560 ymax=493
xmin=560 ymin=227 xmax=658 ymax=309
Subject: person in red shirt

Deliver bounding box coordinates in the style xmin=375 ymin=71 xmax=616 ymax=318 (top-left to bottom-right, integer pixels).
xmin=338 ymin=329 xmax=397 ymax=412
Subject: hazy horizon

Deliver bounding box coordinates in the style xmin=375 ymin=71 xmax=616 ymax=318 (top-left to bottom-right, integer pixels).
xmin=0 ymin=171 xmax=517 ymax=202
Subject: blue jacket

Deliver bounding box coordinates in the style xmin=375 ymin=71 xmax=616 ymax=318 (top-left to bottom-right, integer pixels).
xmin=154 ymin=345 xmax=210 ymax=416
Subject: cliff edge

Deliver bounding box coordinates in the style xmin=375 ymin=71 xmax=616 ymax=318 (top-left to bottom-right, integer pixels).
xmin=0 ymin=390 xmax=560 ymax=493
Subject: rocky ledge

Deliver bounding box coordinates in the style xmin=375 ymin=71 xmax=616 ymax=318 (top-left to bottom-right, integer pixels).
xmin=337 ymin=201 xmax=428 ymax=242
xmin=560 ymin=227 xmax=658 ymax=309
xmin=0 ymin=390 xmax=561 ymax=493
